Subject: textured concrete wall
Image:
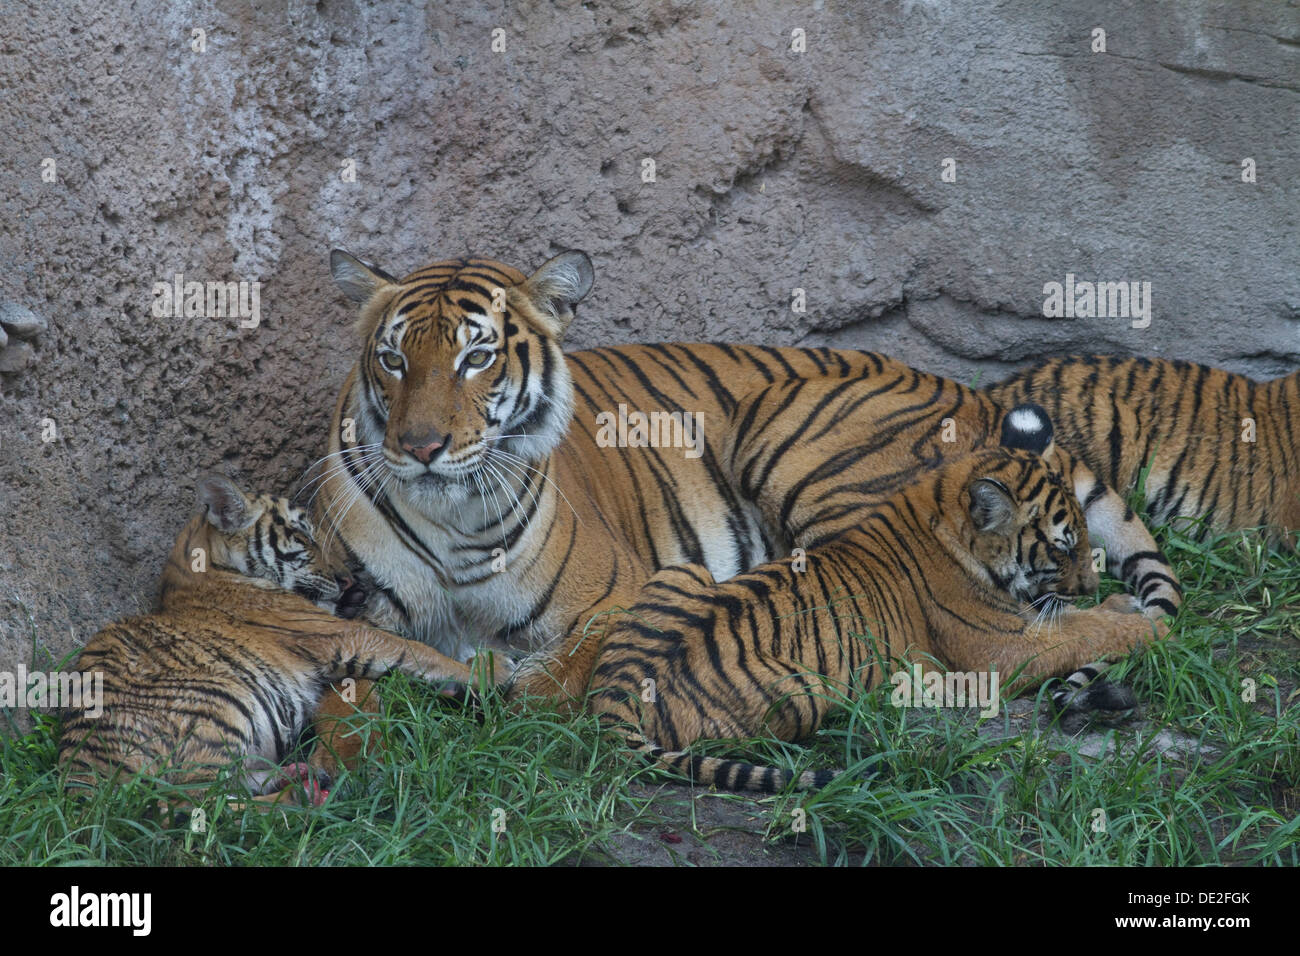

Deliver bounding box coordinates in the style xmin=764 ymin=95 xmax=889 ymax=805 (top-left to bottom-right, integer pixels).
xmin=1 ymin=0 xmax=1296 ymax=676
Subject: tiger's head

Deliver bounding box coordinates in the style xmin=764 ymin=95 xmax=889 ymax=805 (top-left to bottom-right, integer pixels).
xmin=329 ymin=248 xmax=594 ymax=504
xmin=162 ymin=473 xmax=366 ymax=617
xmin=952 ymin=405 xmax=1098 ymax=606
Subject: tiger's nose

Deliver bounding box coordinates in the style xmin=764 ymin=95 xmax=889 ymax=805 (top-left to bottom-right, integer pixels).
xmin=400 ymin=428 xmax=446 ymax=464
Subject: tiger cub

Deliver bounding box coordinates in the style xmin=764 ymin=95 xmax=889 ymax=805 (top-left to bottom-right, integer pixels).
xmin=987 ymin=355 xmax=1300 ymax=546
xmin=58 ymin=473 xmax=473 ymax=802
xmin=724 ymin=369 xmax=1181 ymax=622
xmin=590 ymin=419 xmax=1167 ymax=793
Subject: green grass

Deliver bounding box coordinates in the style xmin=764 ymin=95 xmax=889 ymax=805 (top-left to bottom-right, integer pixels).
xmin=2 ymin=521 xmax=1297 ymax=865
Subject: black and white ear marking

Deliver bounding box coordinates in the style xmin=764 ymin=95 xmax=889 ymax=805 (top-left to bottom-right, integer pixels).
xmin=969 ymin=478 xmax=1016 ymax=534
xmin=514 ymin=249 xmax=594 ymax=337
xmin=196 ymin=472 xmax=256 ymax=534
xmin=1000 ymin=402 xmax=1054 ymax=455
xmin=330 ymin=249 xmax=398 ymax=305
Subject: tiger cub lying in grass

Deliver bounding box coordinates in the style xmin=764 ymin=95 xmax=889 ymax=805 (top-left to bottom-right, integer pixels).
xmin=724 ymin=366 xmax=1180 ymax=623
xmin=590 ymin=407 xmax=1167 ymax=792
xmin=58 ymin=473 xmax=473 ymax=804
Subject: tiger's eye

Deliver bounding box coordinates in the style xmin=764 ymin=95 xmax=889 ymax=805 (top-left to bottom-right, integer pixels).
xmin=380 ymin=352 xmax=404 ymax=371
xmin=465 ymin=350 xmax=492 ymax=368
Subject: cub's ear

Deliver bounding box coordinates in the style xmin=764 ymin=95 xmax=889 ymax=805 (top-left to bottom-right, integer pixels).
xmin=969 ymin=477 xmax=1016 ymax=534
xmin=999 ymin=403 xmax=1054 ymax=457
xmin=512 ymin=250 xmax=594 ymax=337
xmin=196 ymin=472 xmax=257 ymax=534
xmin=330 ymin=249 xmax=398 ymax=305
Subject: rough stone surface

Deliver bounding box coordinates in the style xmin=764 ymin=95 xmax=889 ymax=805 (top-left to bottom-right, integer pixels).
xmin=0 ymin=302 xmax=47 ymax=339
xmin=1 ymin=0 xmax=1297 ymax=677
xmin=0 ymin=341 xmax=34 ymax=374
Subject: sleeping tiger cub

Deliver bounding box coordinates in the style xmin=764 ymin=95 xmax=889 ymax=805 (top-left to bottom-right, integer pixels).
xmin=987 ymin=355 xmax=1300 ymax=546
xmin=590 ymin=410 xmax=1168 ymax=792
xmin=720 ymin=368 xmax=1181 ymax=722
xmin=724 ymin=367 xmax=1181 ymax=622
xmin=58 ymin=473 xmax=473 ymax=803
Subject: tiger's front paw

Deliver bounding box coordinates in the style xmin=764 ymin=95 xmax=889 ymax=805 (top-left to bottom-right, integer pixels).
xmin=1099 ymin=593 xmax=1142 ymax=614
xmin=1121 ymin=611 xmax=1170 ymax=647
xmin=467 ymin=650 xmax=514 ymax=689
xmin=1092 ymin=606 xmax=1169 ymax=660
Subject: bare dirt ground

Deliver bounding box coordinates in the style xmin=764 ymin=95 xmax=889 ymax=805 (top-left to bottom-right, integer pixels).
xmin=580 ymin=784 xmax=851 ymax=866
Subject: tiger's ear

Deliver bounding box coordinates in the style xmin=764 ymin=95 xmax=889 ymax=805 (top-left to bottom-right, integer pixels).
xmin=969 ymin=478 xmax=1016 ymax=534
xmin=1000 ymin=403 xmax=1055 ymax=457
xmin=196 ymin=472 xmax=258 ymax=534
xmin=330 ymin=249 xmax=398 ymax=305
xmin=513 ymin=250 xmax=594 ymax=337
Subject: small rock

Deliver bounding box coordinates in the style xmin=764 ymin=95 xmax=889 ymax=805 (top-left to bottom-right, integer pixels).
xmin=0 ymin=340 xmax=35 ymax=373
xmin=0 ymin=302 xmax=47 ymax=339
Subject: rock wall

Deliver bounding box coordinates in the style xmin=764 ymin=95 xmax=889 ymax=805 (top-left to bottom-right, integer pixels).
xmin=1 ymin=0 xmax=1296 ymax=677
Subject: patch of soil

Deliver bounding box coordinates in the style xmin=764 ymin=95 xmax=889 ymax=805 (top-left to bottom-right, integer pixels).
xmin=576 ymin=784 xmax=863 ymax=866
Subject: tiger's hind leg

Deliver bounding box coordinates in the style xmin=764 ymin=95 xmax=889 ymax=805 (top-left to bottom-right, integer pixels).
xmin=591 ymin=564 xmax=849 ymax=792
xmin=608 ymin=655 xmax=846 ymax=793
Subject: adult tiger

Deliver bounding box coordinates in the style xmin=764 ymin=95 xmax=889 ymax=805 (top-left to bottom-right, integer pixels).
xmin=314 ymin=249 xmax=891 ymax=702
xmin=986 ymin=355 xmax=1300 ymax=546
xmin=590 ymin=424 xmax=1168 ymax=792
xmin=312 ymin=250 xmax=1178 ymax=705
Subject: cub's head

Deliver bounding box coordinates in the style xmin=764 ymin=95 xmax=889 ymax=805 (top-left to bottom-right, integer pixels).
xmin=329 ymin=248 xmax=594 ymax=502
xmin=957 ymin=405 xmax=1098 ymax=605
xmin=163 ymin=473 xmax=366 ymax=617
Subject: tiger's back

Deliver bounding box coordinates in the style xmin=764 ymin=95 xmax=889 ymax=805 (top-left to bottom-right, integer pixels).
xmin=987 ymin=355 xmax=1300 ymax=543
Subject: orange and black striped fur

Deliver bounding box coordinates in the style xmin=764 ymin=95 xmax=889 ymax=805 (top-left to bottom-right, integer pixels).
xmin=590 ymin=426 xmax=1168 ymax=792
xmin=58 ymin=473 xmax=472 ymax=801
xmin=724 ymin=370 xmax=1181 ymax=622
xmin=315 ymin=249 xmax=905 ymax=705
xmin=988 ymin=355 xmax=1300 ymax=546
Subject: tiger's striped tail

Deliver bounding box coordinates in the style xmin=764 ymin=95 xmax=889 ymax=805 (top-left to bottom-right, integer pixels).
xmin=626 ymin=734 xmax=837 ymax=793
xmin=1046 ymin=663 xmax=1138 ymax=716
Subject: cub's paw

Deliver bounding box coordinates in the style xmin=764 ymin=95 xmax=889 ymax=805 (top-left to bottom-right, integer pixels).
xmin=1103 ymin=609 xmax=1169 ymax=660
xmin=1099 ymin=592 xmax=1142 ymax=614
xmin=1147 ymin=616 xmax=1172 ymax=641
